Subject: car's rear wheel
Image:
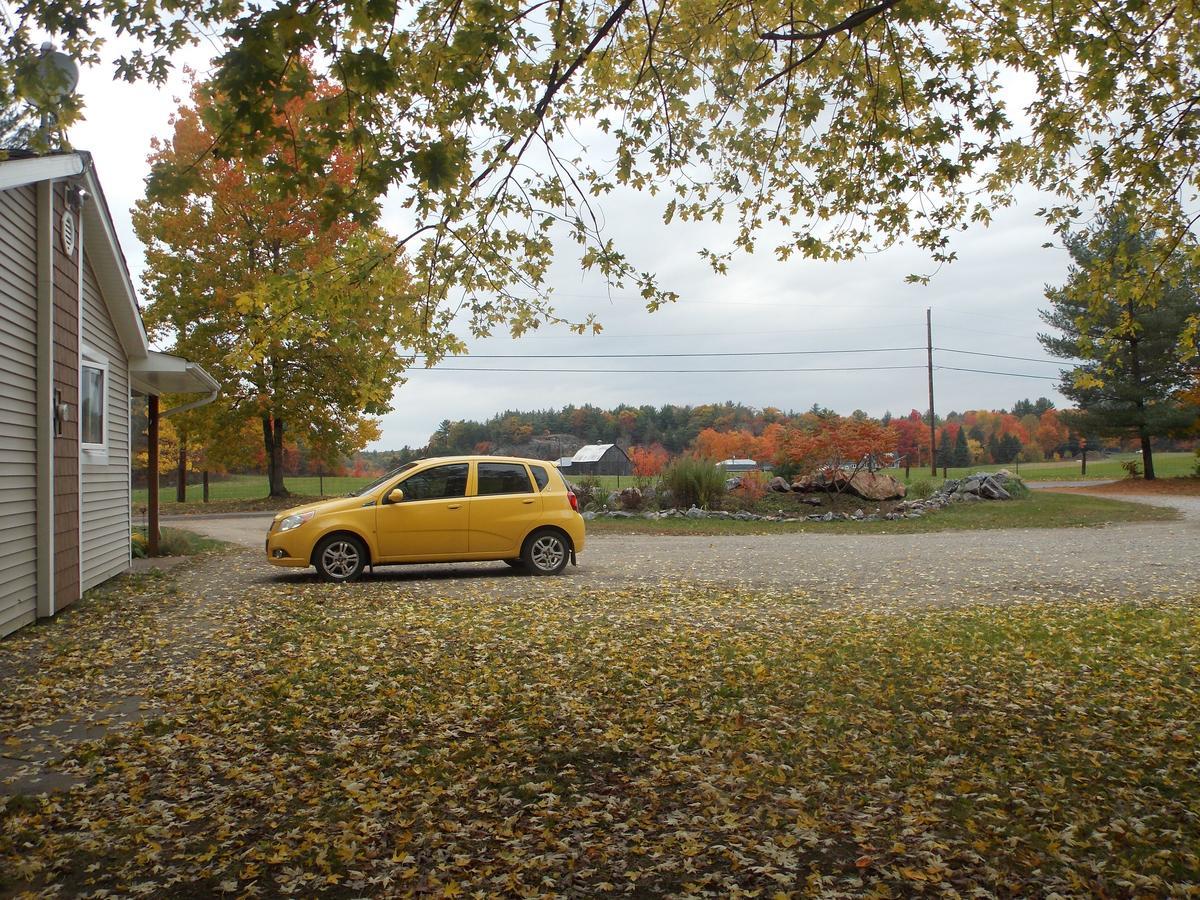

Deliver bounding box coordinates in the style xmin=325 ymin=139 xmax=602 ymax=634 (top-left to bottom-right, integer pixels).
xmin=314 ymin=534 xmax=367 ymax=583
xmin=521 ymin=529 xmax=569 ymax=576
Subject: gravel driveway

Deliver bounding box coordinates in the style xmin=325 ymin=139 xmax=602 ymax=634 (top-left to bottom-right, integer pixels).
xmin=164 ymin=491 xmax=1200 ymax=607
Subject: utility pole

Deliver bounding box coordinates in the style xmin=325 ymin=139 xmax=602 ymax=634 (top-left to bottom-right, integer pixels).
xmin=926 ymin=308 xmax=937 ymax=476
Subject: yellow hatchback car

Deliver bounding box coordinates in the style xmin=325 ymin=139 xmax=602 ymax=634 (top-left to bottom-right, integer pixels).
xmin=265 ymin=456 xmax=586 ymax=582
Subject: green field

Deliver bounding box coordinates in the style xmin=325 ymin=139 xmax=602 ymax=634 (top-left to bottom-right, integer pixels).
xmin=133 ymin=452 xmax=1194 ymax=509
xmin=132 ymin=473 xmax=377 ymax=506
xmin=887 ymin=450 xmax=1196 ymax=484
xmin=587 ymin=491 xmax=1177 ymax=535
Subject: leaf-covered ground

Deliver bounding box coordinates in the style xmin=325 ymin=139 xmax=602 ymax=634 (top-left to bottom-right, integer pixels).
xmin=2 ymin=560 xmax=1199 ymax=897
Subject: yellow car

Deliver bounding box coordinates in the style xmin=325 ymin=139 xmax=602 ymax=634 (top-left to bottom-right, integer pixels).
xmin=265 ymin=456 xmax=586 ymax=582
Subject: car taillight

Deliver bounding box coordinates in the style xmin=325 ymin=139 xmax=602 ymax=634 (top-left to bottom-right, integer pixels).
xmin=568 ymin=491 xmax=579 ymax=512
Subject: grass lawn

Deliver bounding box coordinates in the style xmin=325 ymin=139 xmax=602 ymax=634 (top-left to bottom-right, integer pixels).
xmin=2 ymin=569 xmax=1197 ymax=895
xmin=133 ymin=473 xmax=376 ymax=506
xmin=889 ymin=450 xmax=1196 ymax=484
xmin=131 ymin=525 xmax=231 ymax=556
xmin=588 ymin=491 xmax=1177 ymax=535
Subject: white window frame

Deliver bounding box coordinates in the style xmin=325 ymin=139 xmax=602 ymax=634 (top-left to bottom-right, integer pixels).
xmin=80 ymin=346 xmax=109 ymax=456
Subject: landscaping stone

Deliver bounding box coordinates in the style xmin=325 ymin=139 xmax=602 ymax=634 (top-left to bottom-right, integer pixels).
xmin=767 ymin=476 xmax=792 ymax=493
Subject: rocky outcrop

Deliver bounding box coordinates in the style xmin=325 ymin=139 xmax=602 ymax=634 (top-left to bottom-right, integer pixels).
xmin=791 ymin=470 xmax=906 ymax=501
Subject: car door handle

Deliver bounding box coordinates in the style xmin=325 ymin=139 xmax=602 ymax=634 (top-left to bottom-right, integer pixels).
xmin=522 ymin=499 xmax=535 ymax=505
xmin=447 ymin=504 xmax=462 ymax=509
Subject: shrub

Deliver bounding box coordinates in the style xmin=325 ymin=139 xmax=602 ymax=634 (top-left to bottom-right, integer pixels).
xmin=907 ymin=477 xmax=934 ymax=499
xmin=662 ymin=457 xmax=726 ymax=509
xmin=733 ymin=470 xmax=768 ymax=502
xmin=572 ymin=475 xmax=603 ymax=510
xmin=1121 ymin=459 xmax=1142 ymax=478
xmin=1006 ymin=477 xmax=1031 ymax=499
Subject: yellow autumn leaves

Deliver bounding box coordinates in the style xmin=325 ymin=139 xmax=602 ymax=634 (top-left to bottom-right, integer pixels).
xmin=2 ymin=568 xmax=1198 ymax=896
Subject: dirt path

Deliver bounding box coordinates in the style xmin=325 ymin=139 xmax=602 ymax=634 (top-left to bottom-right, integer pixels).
xmin=172 ymin=491 xmax=1200 ymax=607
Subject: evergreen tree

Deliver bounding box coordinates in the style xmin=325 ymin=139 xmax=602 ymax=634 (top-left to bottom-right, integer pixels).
xmin=1039 ymin=213 xmax=1200 ymax=480
xmin=936 ymin=431 xmax=953 ymax=468
xmin=952 ymin=427 xmax=971 ymax=467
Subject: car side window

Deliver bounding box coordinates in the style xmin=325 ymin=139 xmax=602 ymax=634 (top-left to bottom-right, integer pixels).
xmin=477 ymin=462 xmax=534 ymax=496
xmin=529 ymin=464 xmax=550 ymax=491
xmin=395 ymin=463 xmax=468 ymax=501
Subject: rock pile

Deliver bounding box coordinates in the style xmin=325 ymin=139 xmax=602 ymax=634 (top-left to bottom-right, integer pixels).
xmin=883 ymin=470 xmax=1021 ymax=519
xmin=769 ymin=470 xmax=906 ymax=501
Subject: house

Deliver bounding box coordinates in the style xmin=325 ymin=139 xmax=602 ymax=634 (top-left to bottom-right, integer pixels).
xmin=562 ymin=443 xmax=632 ymax=476
xmin=553 ymin=456 xmax=576 ymax=471
xmin=0 ymin=151 xmax=218 ymax=638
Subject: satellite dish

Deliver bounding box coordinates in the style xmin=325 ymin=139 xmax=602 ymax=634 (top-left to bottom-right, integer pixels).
xmin=35 ymin=42 xmax=79 ymax=102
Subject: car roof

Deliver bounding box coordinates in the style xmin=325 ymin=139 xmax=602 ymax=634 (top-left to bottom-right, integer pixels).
xmin=412 ymin=455 xmax=553 ymax=466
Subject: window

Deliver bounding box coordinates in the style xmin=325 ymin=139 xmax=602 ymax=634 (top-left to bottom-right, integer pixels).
xmin=81 ymin=362 xmax=106 ymax=448
xmin=394 ymin=463 xmax=468 ymax=501
xmin=530 ymin=464 xmax=550 ymax=491
xmin=477 ymin=462 xmax=533 ymax=496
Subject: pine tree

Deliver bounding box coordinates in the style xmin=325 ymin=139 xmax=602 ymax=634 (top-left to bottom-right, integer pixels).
xmin=952 ymin=427 xmax=971 ymax=467
xmin=1039 ymin=213 xmax=1200 ymax=480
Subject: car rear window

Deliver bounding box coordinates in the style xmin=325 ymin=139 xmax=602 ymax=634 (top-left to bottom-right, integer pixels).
xmin=529 ymin=464 xmax=550 ymax=491
xmin=477 ymin=462 xmax=534 ymax=495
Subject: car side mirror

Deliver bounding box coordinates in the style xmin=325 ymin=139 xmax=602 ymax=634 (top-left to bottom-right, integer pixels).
xmin=387 ymin=488 xmax=404 ymax=504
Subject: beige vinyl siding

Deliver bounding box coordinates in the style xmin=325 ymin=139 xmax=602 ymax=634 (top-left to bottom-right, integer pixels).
xmin=80 ymin=251 xmax=131 ymax=590
xmin=0 ymin=184 xmax=39 ymax=637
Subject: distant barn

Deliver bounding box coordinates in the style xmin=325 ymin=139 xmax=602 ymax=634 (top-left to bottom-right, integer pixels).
xmin=718 ymin=457 xmax=772 ymax=473
xmin=556 ymin=443 xmax=631 ymax=476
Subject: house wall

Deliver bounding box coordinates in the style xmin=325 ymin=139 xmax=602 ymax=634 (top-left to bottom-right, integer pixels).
xmin=52 ymin=183 xmax=81 ymax=612
xmin=80 ymin=250 xmax=132 ymax=590
xmin=0 ymin=184 xmax=40 ymax=637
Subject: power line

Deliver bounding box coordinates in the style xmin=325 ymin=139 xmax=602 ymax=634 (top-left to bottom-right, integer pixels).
xmin=935 ymin=365 xmax=1061 ymax=381
xmin=416 ymin=346 xmax=925 ymax=360
xmin=412 ymin=344 xmax=1069 ymax=364
xmin=935 ymin=348 xmax=1070 ymax=365
xmin=424 ymin=364 xmax=929 ymax=374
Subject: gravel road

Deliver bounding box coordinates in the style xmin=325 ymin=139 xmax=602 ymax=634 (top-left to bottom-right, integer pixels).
xmin=164 ymin=491 xmax=1199 ymax=607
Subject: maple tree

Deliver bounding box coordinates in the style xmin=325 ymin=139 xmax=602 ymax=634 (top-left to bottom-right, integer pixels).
xmin=8 ymin=0 xmax=1200 ymax=339
xmin=781 ymin=416 xmax=895 ymax=476
xmin=628 ymin=443 xmax=669 ymax=479
xmin=135 ymin=75 xmax=459 ymax=496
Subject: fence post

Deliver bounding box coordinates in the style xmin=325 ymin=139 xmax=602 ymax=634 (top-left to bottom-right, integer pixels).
xmin=203 ymin=470 xmax=209 ymax=503
xmin=319 ymin=472 xmax=324 ymax=497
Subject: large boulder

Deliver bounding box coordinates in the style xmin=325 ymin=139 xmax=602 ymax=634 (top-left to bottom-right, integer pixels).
xmin=844 ymin=471 xmax=906 ymax=501
xmin=767 ymin=476 xmax=792 ymax=493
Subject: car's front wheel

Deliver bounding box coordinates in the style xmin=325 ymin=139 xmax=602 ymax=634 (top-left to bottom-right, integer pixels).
xmin=314 ymin=534 xmax=367 ymax=583
xmin=521 ymin=529 xmax=570 ymax=576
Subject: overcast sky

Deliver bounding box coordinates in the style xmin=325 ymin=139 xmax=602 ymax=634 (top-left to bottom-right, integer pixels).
xmin=67 ymin=41 xmax=1072 ymax=452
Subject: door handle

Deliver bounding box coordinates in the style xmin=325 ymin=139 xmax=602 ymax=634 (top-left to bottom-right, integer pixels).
xmin=447 ymin=504 xmax=462 ymax=509
xmin=522 ymin=499 xmax=535 ymax=505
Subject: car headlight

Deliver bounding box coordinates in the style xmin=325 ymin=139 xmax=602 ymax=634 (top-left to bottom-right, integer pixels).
xmin=278 ymin=511 xmax=316 ymax=532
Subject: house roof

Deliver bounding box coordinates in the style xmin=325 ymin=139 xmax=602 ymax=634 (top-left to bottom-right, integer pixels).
xmin=572 ymin=443 xmax=628 ymax=463
xmin=554 ymin=457 xmax=575 ymax=467
xmin=719 ymin=458 xmax=760 ymax=467
xmin=0 ymin=152 xmax=215 ymax=400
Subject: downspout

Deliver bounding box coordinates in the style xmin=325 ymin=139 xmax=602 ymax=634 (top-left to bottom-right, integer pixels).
xmin=35 ymin=181 xmax=55 ymax=618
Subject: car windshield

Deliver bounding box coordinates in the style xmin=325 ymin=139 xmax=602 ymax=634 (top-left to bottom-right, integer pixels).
xmin=347 ymin=462 xmax=419 ymax=497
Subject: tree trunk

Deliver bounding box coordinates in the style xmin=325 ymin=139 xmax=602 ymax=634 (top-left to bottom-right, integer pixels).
xmin=176 ymin=428 xmax=187 ymax=503
xmin=1127 ymin=298 xmax=1155 ymax=480
xmin=262 ymin=414 xmax=289 ymax=497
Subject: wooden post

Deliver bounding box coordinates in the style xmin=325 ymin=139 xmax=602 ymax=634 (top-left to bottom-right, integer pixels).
xmin=148 ymin=395 xmax=160 ymax=557
xmin=1080 ymin=438 xmax=1087 ymax=475
xmin=319 ymin=471 xmax=324 ymax=497
xmin=203 ymin=470 xmax=210 ymax=502
xmin=926 ymin=308 xmax=937 ymax=476
xmin=176 ymin=429 xmax=187 ymax=503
